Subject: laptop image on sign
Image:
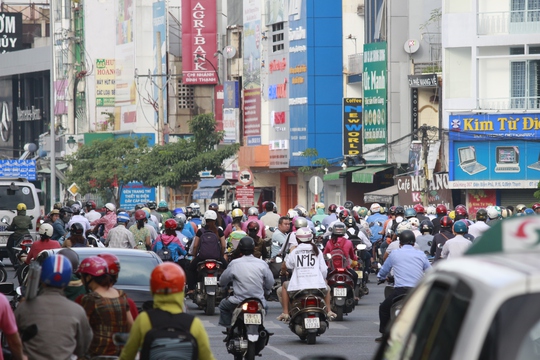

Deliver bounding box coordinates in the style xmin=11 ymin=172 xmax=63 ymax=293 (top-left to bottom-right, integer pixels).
xmin=458 ymin=147 xmax=487 ymax=175
xmin=494 ymin=146 xmax=520 ymax=173
xmin=528 ymin=152 xmax=540 ymax=171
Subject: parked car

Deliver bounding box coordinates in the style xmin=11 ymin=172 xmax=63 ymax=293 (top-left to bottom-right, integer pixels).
xmin=374 ymin=215 xmax=540 ymax=360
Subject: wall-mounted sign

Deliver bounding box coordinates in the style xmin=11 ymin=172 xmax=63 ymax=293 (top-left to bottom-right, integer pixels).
xmin=236 ymin=185 xmax=254 ymax=207
xmin=397 ymin=172 xmax=451 ymax=208
xmin=343 ymin=98 xmax=362 ymax=156
xmin=120 ymin=182 xmax=156 ymax=210
xmin=17 ymin=107 xmax=42 ymax=121
xmin=0 ymin=13 xmax=22 ymax=53
xmin=0 ymin=160 xmax=36 ymax=180
xmin=408 ymin=74 xmax=438 ymax=88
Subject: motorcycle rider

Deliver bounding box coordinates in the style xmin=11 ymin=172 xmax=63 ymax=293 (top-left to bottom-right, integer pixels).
xmin=15 ymin=254 xmax=93 ymax=359
xmin=366 ymin=203 xmax=387 ymax=244
xmin=156 ymin=200 xmax=173 ymax=222
xmin=431 ymin=204 xmax=448 ymax=234
xmin=224 ymin=208 xmax=244 ymax=239
xmin=84 ymin=200 xmax=101 ymax=223
xmin=52 ymin=206 xmax=73 ymax=243
xmin=189 ymin=203 xmax=203 ymax=227
xmin=311 ymin=202 xmax=326 ymax=226
xmin=323 ymin=223 xmax=359 ymax=297
xmin=231 ymin=221 xmax=269 ymax=261
xmin=218 ymin=204 xmax=232 ymax=228
xmin=430 ymin=216 xmax=455 ymax=261
xmin=441 ymin=221 xmax=473 ymax=259
xmin=414 ymin=204 xmax=430 ymax=223
xmin=261 ymin=201 xmax=280 ymax=240
xmin=218 ymin=237 xmax=274 ymax=332
xmin=119 ymin=263 xmax=215 ymax=360
xmin=90 ymin=203 xmax=117 ymax=240
xmin=106 ymin=212 xmax=136 ymax=249
xmin=416 ymin=220 xmax=435 ymax=254
xmin=6 ymin=203 xmax=33 ymax=269
xmin=241 ymin=207 xmax=266 ymax=239
xmin=468 ymin=208 xmax=490 ymax=239
xmin=147 ymin=201 xmax=163 ymax=225
xmin=67 ymin=203 xmax=91 ymax=232
xmin=271 ymin=216 xmax=291 ymax=259
xmin=322 ymin=204 xmax=338 ymax=228
xmin=376 ymin=230 xmax=431 ymax=341
xmin=25 ymin=223 xmax=60 ymax=264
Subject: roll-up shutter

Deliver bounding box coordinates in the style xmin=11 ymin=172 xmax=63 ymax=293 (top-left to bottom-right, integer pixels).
xmin=500 ymin=189 xmax=537 ymax=207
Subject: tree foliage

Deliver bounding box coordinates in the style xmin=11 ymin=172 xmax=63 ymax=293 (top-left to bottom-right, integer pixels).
xmin=298 ymin=148 xmax=330 ymax=174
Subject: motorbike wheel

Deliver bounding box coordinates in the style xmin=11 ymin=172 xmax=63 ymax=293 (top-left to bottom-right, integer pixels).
xmin=0 ymin=267 xmax=7 ymax=283
xmin=16 ymin=265 xmax=29 ymax=286
xmin=234 ymin=355 xmax=243 ymax=360
xmin=306 ymin=333 xmax=317 ymax=345
xmin=245 ymin=341 xmax=257 ymax=360
xmin=335 ymin=306 xmax=344 ymax=321
xmin=205 ymin=294 xmax=216 ymax=315
xmin=363 ymin=286 xmax=370 ymax=295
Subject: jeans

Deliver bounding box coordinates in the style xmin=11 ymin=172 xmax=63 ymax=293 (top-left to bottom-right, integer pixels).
xmin=379 ymin=287 xmax=410 ymax=333
xmin=218 ymin=297 xmax=238 ymax=327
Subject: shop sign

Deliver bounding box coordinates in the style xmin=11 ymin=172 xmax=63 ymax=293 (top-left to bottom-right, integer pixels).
xmin=17 ymin=107 xmax=41 ymax=121
xmin=467 ymin=189 xmax=497 ymax=219
xmin=343 ymin=98 xmax=362 ymax=156
xmin=449 ymin=180 xmax=540 ymax=189
xmin=0 ymin=13 xmax=22 ymax=53
xmin=120 ymin=182 xmax=156 ymax=210
xmin=450 ymin=113 xmax=540 ymax=140
xmin=397 ymin=172 xmax=451 ymax=208
xmin=408 ymin=74 xmax=438 ymax=88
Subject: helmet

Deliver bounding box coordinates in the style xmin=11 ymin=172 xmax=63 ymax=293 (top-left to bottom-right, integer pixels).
xmin=60 ymin=206 xmax=73 ymax=216
xmin=231 ymin=200 xmax=241 ymax=209
xmin=190 ymin=203 xmax=200 ymax=216
xmin=501 ymin=207 xmax=511 ymax=218
xmin=380 ymin=206 xmax=387 ymax=214
xmin=209 ymin=203 xmax=219 ymax=212
xmin=175 ymin=215 xmax=185 ymax=228
xmin=71 ymin=203 xmax=81 ymax=214
xmin=399 ymin=230 xmax=416 ymax=245
xmin=316 ymin=202 xmax=325 ymax=209
xmin=436 ymin=204 xmax=448 ymax=215
xmin=343 ymin=216 xmax=356 ymax=228
xmin=77 ymin=256 xmax=108 ymax=277
xmin=338 ymin=209 xmax=350 ymax=219
xmin=525 ymin=208 xmax=535 ymax=215
xmin=370 ymin=203 xmax=381 ymax=213
xmin=53 ymin=202 xmax=63 ymax=210
xmin=295 ymin=205 xmax=307 ymax=217
xmin=97 ymin=253 xmax=121 ymax=276
xmin=135 ymin=209 xmax=147 ymax=221
xmin=294 ymin=217 xmax=308 ymax=229
xmin=476 ymin=208 xmax=488 ymax=221
xmin=516 ymin=204 xmax=526 ymax=213
xmin=57 ymin=248 xmax=80 ymax=273
xmin=247 ymin=207 xmax=259 ymax=216
xmin=246 ymin=221 xmax=260 ymax=232
xmin=455 ymin=204 xmax=467 ymax=212
xmin=231 ymin=208 xmax=244 ymax=219
xmin=85 ymin=200 xmax=97 ymax=210
xmin=394 ymin=206 xmax=405 ymax=215
xmin=487 ymin=207 xmax=499 ymax=219
xmin=135 ymin=203 xmax=145 ymax=210
xmin=455 ymin=207 xmax=468 ymax=219
xmin=41 ymin=255 xmax=72 ymax=288
xmin=150 ymin=263 xmax=186 ymax=295
xmin=70 ymin=222 xmax=84 ymax=235
xmin=343 ymin=201 xmax=354 ymax=210
xmin=396 ymin=220 xmax=412 ymax=235
xmin=408 ymin=217 xmax=420 ymax=228
xmin=204 ymin=210 xmax=217 ymax=221
xmin=39 ymin=223 xmax=54 ymax=237
xmin=218 ymin=204 xmax=226 ymax=213
xmin=533 ymin=203 xmax=540 ymax=211
xmin=426 ymin=206 xmax=436 ymax=215
xmin=404 ymin=208 xmax=417 ymax=218
xmin=17 ymin=203 xmax=27 ymax=211
xmin=413 ymin=204 xmax=425 ymax=214
xmin=296 ymin=227 xmax=313 ymax=243
xmin=184 ymin=206 xmax=193 ymax=216
xmin=331 ymin=222 xmax=347 ymax=236
xmin=453 ymin=220 xmax=468 ymax=234
xmin=164 ymin=219 xmax=177 ymax=230
xmin=158 ymin=200 xmax=167 ymax=208
xmin=328 ymin=204 xmax=338 ymax=213
xmin=389 ymin=206 xmax=396 ymax=215
xmin=448 ymin=211 xmax=456 ymax=220
xmin=175 ymin=212 xmax=186 ymax=223
xmin=117 ymin=211 xmax=130 ymax=223
xmin=105 ymin=203 xmax=116 ymax=212
xmin=440 ymin=216 xmax=454 ymax=228
xmin=238 ymin=236 xmax=255 ymax=255
xmin=419 ymin=220 xmax=434 ymax=234
xmin=147 ymin=201 xmax=157 ymax=210
xmin=287 ymin=209 xmax=298 ymax=219
xmin=358 ymin=207 xmax=369 ymax=218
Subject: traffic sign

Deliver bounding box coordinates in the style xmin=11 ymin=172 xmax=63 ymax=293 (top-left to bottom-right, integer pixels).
xmin=238 ymin=168 xmax=254 ymax=186
xmin=68 ymin=183 xmax=80 ymax=196
xmin=236 ymin=186 xmax=254 ymax=207
xmin=309 ymin=176 xmax=324 ymax=194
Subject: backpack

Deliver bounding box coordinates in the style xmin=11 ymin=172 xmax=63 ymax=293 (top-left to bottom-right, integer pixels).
xmin=155 ymin=236 xmax=173 ymax=262
xmin=329 ymin=239 xmax=348 ymax=270
xmin=141 ymin=309 xmax=198 ymax=360
xmin=197 ymin=228 xmax=221 ymax=260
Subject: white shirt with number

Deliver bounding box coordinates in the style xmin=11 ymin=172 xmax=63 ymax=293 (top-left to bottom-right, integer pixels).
xmin=286 ymin=243 xmax=328 ymax=292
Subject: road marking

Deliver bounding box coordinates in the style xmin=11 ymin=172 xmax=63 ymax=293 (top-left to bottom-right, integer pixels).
xmin=329 ymin=323 xmax=347 ymax=329
xmin=201 ymin=320 xmax=216 ymax=328
xmin=264 ymin=321 xmax=284 ymax=329
xmin=267 ymin=345 xmax=300 ymax=360
xmin=374 ymin=321 xmax=380 ymax=325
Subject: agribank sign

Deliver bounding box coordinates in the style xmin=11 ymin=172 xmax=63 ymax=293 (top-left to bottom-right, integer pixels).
xmin=181 ymin=0 xmax=218 ymax=84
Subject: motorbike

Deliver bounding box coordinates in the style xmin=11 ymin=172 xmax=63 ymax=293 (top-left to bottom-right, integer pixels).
xmin=378 ymin=276 xmax=407 ymax=321
xmin=326 ymin=252 xmax=356 ymax=321
xmin=87 ymin=233 xmax=106 ymax=248
xmin=351 ymin=242 xmax=370 ymax=298
xmin=193 ymin=259 xmax=224 ymax=315
xmin=13 ymin=235 xmax=34 ymax=285
xmin=225 ymin=298 xmax=271 ymax=360
xmin=288 ymin=289 xmax=329 ymax=344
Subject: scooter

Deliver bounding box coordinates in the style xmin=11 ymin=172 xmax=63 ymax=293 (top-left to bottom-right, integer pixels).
xmin=13 ymin=236 xmax=33 ymax=285
xmin=326 ymin=253 xmax=356 ymax=321
xmin=288 ymin=289 xmax=329 ymax=344
xmin=193 ymin=259 xmax=224 ymax=315
xmin=351 ymin=242 xmax=370 ymax=297
xmin=225 ymin=298 xmax=271 ymax=360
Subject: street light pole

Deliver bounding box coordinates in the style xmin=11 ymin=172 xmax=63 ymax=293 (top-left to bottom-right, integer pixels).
xmin=50 ymin=0 xmax=56 ymax=207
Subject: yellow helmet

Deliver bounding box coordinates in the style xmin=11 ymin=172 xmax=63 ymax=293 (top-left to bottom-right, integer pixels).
xmin=17 ymin=203 xmax=27 ymax=211
xmin=448 ymin=210 xmax=456 ymax=220
xmin=316 ymin=202 xmax=325 ymax=209
xmin=231 ymin=208 xmax=244 ymax=219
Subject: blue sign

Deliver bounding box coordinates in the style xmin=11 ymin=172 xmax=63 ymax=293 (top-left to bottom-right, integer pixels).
xmin=0 ymin=160 xmax=36 ymax=180
xmin=449 ymin=113 xmax=540 ymax=140
xmin=223 ymin=81 xmax=239 ymax=108
xmin=247 ymin=136 xmax=261 ymax=146
xmin=119 ymin=182 xmax=156 ymax=210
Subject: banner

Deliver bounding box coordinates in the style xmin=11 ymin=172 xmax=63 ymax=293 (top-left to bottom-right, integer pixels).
xmin=0 ymin=13 xmax=22 ymax=53
xmin=182 ymin=0 xmax=218 ymax=84
xmin=343 ymin=98 xmax=362 ymax=156
xmin=236 ymin=185 xmax=254 ymax=207
xmin=120 ymin=182 xmax=156 ymax=210
xmin=467 ymin=189 xmax=497 ymax=220
xmin=397 ymin=172 xmax=451 ymax=208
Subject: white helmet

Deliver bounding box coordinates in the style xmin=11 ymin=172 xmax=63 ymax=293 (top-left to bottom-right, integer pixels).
xmin=39 ymin=223 xmax=54 ymax=237
xmin=408 ymin=217 xmax=420 ymax=228
xmin=370 ymin=203 xmax=381 ymax=213
xmin=287 ymin=209 xmax=298 ymax=219
xmin=296 ymin=227 xmax=313 ymax=243
xmin=105 ymin=203 xmax=116 ymax=212
xmin=426 ymin=205 xmax=436 ymax=215
xmin=396 ymin=220 xmax=412 ymax=235
xmin=487 ymin=207 xmax=499 ymax=220
xmin=218 ymin=204 xmax=226 ymax=213
xmin=395 ymin=216 xmax=404 ymax=224
xmin=204 ymin=210 xmax=217 ymax=220
xmin=247 ymin=207 xmax=259 ymax=216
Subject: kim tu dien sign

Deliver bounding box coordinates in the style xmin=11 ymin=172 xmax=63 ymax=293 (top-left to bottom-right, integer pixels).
xmin=343 ymin=98 xmax=362 ymax=155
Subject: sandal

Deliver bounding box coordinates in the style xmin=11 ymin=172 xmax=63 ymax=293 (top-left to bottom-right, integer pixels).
xmin=277 ymin=313 xmax=290 ymax=322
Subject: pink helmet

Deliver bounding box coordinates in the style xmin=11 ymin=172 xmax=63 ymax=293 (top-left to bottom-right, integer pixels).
xmin=77 ymin=256 xmax=108 ymax=277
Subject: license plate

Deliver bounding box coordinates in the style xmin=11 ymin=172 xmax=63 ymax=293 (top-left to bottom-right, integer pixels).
xmin=204 ymin=277 xmax=217 ymax=285
xmin=0 ymin=226 xmax=6 ymax=232
xmin=334 ymin=287 xmax=347 ymax=297
xmin=0 ymin=236 xmax=8 ymax=245
xmin=304 ymin=317 xmax=320 ymax=329
xmin=244 ymin=313 xmax=261 ymax=325
xmin=356 ymin=270 xmax=363 ymax=279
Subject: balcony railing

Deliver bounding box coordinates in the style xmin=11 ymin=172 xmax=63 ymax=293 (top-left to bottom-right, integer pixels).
xmin=478 ymin=97 xmax=540 ymax=110
xmin=348 ymin=53 xmax=363 ymax=75
xmin=478 ymin=11 xmax=540 ymax=35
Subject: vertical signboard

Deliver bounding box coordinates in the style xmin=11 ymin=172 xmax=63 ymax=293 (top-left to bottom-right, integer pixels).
xmin=243 ymin=0 xmax=262 ymax=145
xmin=411 ymin=88 xmax=419 ymax=140
xmin=95 ymin=59 xmax=116 ymax=107
xmin=153 ymin=1 xmax=167 ymax=132
xmin=0 ymin=13 xmax=22 ymax=53
xmin=343 ymin=98 xmax=362 ymax=155
xmin=288 ymin=0 xmax=308 ymax=166
xmin=181 ymin=0 xmax=218 ymax=84
xmin=363 ymin=42 xmax=387 ymax=163
xmin=467 ymin=189 xmax=497 ymax=219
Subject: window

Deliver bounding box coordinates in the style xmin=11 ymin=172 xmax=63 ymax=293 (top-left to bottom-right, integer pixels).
xmin=271 ymin=22 xmax=285 ymax=53
xmin=177 ymin=82 xmax=195 ymax=109
xmin=511 ymin=60 xmax=540 ymax=109
xmin=512 ymin=0 xmax=540 ymax=22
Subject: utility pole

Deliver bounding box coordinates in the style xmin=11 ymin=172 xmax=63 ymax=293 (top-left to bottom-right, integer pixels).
xmin=421 ymin=124 xmax=429 ymax=207
xmin=156 ymin=31 xmax=164 ymax=146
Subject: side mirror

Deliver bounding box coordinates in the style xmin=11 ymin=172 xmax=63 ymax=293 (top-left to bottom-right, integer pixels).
xmin=326 ymin=253 xmax=331 ymax=260
xmin=274 ymin=256 xmax=283 ymax=264
xmin=1 ymin=218 xmax=9 ymax=225
xmin=356 ymin=244 xmax=367 ymax=250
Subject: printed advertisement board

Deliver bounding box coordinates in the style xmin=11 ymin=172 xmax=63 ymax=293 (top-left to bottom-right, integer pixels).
xmin=467 ymin=189 xmax=497 ymax=220
xmin=120 ymin=182 xmax=156 ymax=210
xmin=0 ymin=160 xmax=36 ymax=180
xmin=0 ymin=13 xmax=22 ymax=53
xmin=396 ymin=172 xmax=451 ymax=209
xmin=343 ymin=98 xmax=362 ymax=156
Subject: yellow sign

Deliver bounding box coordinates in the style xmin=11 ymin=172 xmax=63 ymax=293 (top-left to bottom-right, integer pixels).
xmin=68 ymin=183 xmax=80 ymax=196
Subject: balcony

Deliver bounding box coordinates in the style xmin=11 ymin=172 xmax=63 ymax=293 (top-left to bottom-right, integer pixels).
xmin=478 ymin=11 xmax=540 ymax=35
xmin=477 ymin=97 xmax=540 ymax=111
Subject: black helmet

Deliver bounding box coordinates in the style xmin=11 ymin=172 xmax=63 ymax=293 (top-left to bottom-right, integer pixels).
xmin=70 ymin=222 xmax=84 ymax=235
xmin=343 ymin=216 xmax=356 ymax=228
xmin=332 ymin=222 xmax=347 ymax=236
xmin=399 ymin=230 xmax=416 ymax=245
xmin=476 ymin=208 xmax=488 ymax=221
xmin=395 ymin=206 xmax=405 ymax=215
xmin=238 ymin=236 xmax=255 ymax=255
xmin=60 ymin=206 xmax=73 ymax=216
xmin=147 ymin=201 xmax=157 ymax=210
xmin=343 ymin=201 xmax=354 ymax=211
xmin=208 ymin=202 xmax=219 ymax=212
xmin=135 ymin=203 xmax=145 ymax=210
xmin=419 ymin=220 xmax=434 ymax=234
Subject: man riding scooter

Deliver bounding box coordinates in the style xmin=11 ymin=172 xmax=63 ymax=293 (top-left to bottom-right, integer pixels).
xmin=6 ymin=203 xmax=33 ymax=270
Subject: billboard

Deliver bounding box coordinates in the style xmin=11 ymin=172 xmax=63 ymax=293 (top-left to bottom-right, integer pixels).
xmin=182 ymin=0 xmax=218 ymax=84
xmin=362 ymin=42 xmax=387 ymax=163
xmin=120 ymin=182 xmax=156 ymax=210
xmin=0 ymin=13 xmax=22 ymax=53
xmin=343 ymin=98 xmax=362 ymax=155
xmin=0 ymin=160 xmax=36 ymax=180
xmin=396 ymin=172 xmax=451 ymax=209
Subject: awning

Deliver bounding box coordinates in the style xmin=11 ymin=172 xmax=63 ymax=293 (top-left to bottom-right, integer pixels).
xmin=192 ymin=178 xmax=231 ymax=200
xmin=352 ymin=166 xmax=393 ymax=183
xmin=363 ymin=185 xmax=398 ymax=204
xmin=323 ymin=166 xmax=363 ymax=181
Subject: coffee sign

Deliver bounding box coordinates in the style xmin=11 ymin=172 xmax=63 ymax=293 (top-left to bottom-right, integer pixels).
xmin=397 ymin=172 xmax=451 ymax=208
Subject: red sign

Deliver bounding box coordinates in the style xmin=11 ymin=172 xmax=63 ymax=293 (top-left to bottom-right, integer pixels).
xmin=181 ymin=0 xmax=218 ymax=84
xmin=243 ymin=88 xmax=261 ymax=136
xmin=236 ymin=186 xmax=254 ymax=207
xmin=215 ymin=85 xmax=224 ymax=132
xmin=467 ymin=189 xmax=497 ymax=220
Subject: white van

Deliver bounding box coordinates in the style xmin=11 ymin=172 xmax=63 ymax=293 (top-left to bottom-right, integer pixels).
xmin=0 ymin=178 xmax=40 ymax=260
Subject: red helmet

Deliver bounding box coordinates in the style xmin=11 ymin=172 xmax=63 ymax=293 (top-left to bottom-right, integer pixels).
xmin=97 ymin=253 xmax=121 ymax=276
xmin=413 ymin=204 xmax=425 ymax=214
xmin=533 ymin=203 xmax=540 ymax=211
xmin=135 ymin=209 xmax=146 ymax=220
xmin=436 ymin=204 xmax=448 ymax=215
xmin=164 ymin=219 xmax=177 ymax=230
xmin=85 ymin=200 xmax=96 ymax=210
xmin=455 ymin=207 xmax=468 ymax=218
xmin=151 ymin=263 xmax=186 ymax=295
xmin=338 ymin=209 xmax=350 ymax=219
xmin=328 ymin=204 xmax=338 ymax=213
xmin=77 ymin=256 xmax=108 ymax=277
xmin=352 ymin=210 xmax=360 ymax=222
xmin=440 ymin=216 xmax=454 ymax=228
xmin=455 ymin=204 xmax=467 ymax=212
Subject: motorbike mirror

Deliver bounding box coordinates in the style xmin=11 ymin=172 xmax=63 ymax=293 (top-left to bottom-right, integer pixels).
xmin=0 ymin=282 xmax=14 ymax=295
xmin=16 ymin=286 xmax=23 ymax=296
xmin=315 ymin=220 xmax=320 ymax=226
xmin=274 ymin=256 xmax=283 ymax=264
xmin=427 ymin=241 xmax=433 ymax=246
xmin=269 ymin=227 xmax=276 ymax=232
xmin=326 ymin=253 xmax=331 ymax=259
xmin=1 ymin=218 xmax=9 ymax=225
xmin=356 ymin=244 xmax=367 ymax=250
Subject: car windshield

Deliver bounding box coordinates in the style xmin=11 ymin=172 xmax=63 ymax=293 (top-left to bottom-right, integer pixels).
xmin=0 ymin=185 xmax=35 ymax=210
xmin=115 ymin=254 xmax=157 ymax=287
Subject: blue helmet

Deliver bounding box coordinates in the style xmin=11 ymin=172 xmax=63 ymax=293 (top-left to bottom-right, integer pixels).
xmin=173 ymin=208 xmax=184 ymax=216
xmin=525 ymin=208 xmax=535 ymax=215
xmin=404 ymin=208 xmax=417 ymax=218
xmin=117 ymin=211 xmax=130 ymax=223
xmin=41 ymin=254 xmax=72 ymax=288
